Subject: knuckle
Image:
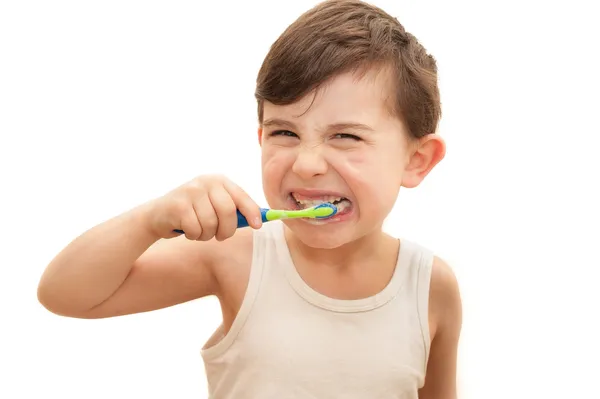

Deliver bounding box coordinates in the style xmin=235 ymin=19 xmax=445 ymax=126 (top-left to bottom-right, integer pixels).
xmin=187 ymin=181 xmax=208 ymax=197
xmin=242 ymin=201 xmax=259 ymax=216
xmin=199 ymin=230 xmax=216 ymax=241
xmin=171 ymin=197 xmax=189 ymax=216
xmin=204 ymin=173 xmax=227 ymax=185
xmin=181 ymin=223 xmax=201 ymax=240
xmin=213 ymin=173 xmax=227 ymax=182
xmin=220 ymin=204 xmax=237 ymax=218
xmin=201 ymin=215 xmax=219 ymax=231
xmin=185 ymin=232 xmax=200 ymax=241
xmin=215 ymin=231 xmax=233 ymax=242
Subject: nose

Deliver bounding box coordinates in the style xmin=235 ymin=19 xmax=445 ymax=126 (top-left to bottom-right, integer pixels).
xmin=292 ymin=144 xmax=328 ymax=179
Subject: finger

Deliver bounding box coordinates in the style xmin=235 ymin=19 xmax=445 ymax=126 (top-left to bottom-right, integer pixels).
xmin=178 ymin=200 xmax=203 ymax=240
xmin=208 ymin=185 xmax=238 ymax=241
xmin=222 ymin=179 xmax=262 ymax=229
xmin=194 ymin=192 xmax=219 ymax=241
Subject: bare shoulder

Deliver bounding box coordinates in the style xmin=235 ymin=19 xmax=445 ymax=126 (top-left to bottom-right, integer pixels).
xmin=419 ymin=256 xmax=462 ymax=399
xmin=429 ymin=256 xmax=462 ymax=335
xmin=83 ymin=228 xmax=255 ymax=319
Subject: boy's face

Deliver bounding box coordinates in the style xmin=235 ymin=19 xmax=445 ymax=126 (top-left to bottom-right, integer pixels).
xmin=259 ymin=68 xmax=442 ymax=249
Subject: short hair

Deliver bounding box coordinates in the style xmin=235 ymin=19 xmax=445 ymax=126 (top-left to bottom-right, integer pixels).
xmin=255 ymin=0 xmax=441 ymax=138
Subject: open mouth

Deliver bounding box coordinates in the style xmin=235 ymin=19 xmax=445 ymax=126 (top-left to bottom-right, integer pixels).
xmin=289 ymin=193 xmax=353 ymax=215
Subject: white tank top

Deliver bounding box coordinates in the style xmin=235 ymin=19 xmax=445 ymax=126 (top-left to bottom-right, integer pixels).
xmin=201 ymin=221 xmax=433 ymax=398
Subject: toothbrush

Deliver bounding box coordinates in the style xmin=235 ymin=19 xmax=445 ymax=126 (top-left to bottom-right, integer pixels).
xmin=172 ymin=202 xmax=337 ymax=234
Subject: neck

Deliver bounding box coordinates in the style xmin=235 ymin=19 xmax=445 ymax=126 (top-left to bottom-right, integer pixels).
xmin=284 ymin=224 xmax=389 ymax=269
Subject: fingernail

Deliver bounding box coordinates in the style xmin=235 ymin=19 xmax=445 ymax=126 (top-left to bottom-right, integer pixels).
xmin=254 ymin=217 xmax=261 ymax=227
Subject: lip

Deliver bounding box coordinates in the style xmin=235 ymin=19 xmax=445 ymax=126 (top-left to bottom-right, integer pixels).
xmin=284 ymin=189 xmax=355 ymax=223
xmin=300 ymin=204 xmax=355 ymax=224
xmin=288 ymin=188 xmax=352 ymax=202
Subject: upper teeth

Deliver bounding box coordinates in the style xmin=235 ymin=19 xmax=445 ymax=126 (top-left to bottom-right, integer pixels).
xmin=293 ymin=195 xmax=344 ymax=205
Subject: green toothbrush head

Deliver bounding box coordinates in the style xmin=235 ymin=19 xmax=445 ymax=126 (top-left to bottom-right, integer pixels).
xmin=313 ymin=202 xmax=338 ymax=219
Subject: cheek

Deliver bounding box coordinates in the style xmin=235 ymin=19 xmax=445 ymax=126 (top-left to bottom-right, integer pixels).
xmin=332 ymin=150 xmax=399 ymax=184
xmin=330 ymin=151 xmax=402 ymax=209
xmin=261 ymin=147 xmax=293 ymax=187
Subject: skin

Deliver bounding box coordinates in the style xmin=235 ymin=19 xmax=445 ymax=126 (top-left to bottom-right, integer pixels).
xmin=37 ymin=67 xmax=461 ymax=398
xmin=259 ymin=68 xmax=461 ymax=397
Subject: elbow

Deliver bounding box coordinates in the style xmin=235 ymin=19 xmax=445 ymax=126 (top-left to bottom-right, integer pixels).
xmin=36 ymin=278 xmax=87 ymax=319
xmin=36 ymin=279 xmax=65 ymax=316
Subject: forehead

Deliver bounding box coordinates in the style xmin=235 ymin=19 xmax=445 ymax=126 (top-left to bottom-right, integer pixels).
xmin=263 ymin=67 xmax=401 ymax=131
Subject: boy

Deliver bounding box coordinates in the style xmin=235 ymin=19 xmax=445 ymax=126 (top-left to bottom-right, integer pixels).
xmin=37 ymin=0 xmax=462 ymax=398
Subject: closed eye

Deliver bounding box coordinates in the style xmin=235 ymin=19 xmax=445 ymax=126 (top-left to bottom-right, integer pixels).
xmin=269 ymin=130 xmax=298 ymax=138
xmin=268 ymin=130 xmax=361 ymax=141
xmin=333 ymin=133 xmax=362 ymax=141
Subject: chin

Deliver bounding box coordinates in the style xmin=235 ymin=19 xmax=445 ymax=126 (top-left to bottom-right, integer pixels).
xmin=282 ymin=219 xmax=359 ymax=249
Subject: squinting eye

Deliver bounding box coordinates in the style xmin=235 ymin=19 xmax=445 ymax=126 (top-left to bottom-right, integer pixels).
xmin=333 ymin=133 xmax=361 ymax=141
xmin=270 ymin=130 xmax=298 ymax=138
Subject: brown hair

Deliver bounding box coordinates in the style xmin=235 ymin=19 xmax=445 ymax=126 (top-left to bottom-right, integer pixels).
xmin=255 ymin=0 xmax=441 ymax=139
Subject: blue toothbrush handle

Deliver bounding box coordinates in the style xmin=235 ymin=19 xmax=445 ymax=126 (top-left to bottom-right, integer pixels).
xmin=235 ymin=208 xmax=271 ymax=227
xmin=236 ymin=209 xmax=250 ymax=228
xmin=173 ymin=208 xmax=270 ymax=235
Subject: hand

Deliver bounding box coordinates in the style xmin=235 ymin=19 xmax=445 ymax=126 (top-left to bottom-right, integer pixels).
xmin=144 ymin=175 xmax=262 ymax=241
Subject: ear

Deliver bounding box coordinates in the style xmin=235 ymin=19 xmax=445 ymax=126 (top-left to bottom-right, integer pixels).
xmin=258 ymin=127 xmax=263 ymax=146
xmin=402 ymin=134 xmax=446 ymax=188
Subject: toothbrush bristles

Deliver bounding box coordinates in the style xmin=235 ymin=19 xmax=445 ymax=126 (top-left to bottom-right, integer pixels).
xmin=313 ymin=202 xmax=338 ymax=219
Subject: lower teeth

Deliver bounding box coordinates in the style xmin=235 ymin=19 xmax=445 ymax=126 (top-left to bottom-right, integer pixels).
xmin=335 ymin=200 xmax=349 ymax=211
xmin=295 ymin=198 xmax=350 ymax=212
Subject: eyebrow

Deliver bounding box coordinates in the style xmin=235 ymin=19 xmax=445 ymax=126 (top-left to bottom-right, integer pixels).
xmin=262 ymin=118 xmax=374 ymax=133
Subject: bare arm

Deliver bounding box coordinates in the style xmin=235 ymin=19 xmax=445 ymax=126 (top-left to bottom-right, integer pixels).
xmin=418 ymin=256 xmax=463 ymax=399
xmin=37 ymin=175 xmax=262 ymax=319
xmin=36 ymin=204 xmax=218 ymax=319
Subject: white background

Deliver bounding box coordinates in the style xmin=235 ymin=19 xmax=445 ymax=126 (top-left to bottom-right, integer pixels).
xmin=1 ymin=0 xmax=599 ymax=398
